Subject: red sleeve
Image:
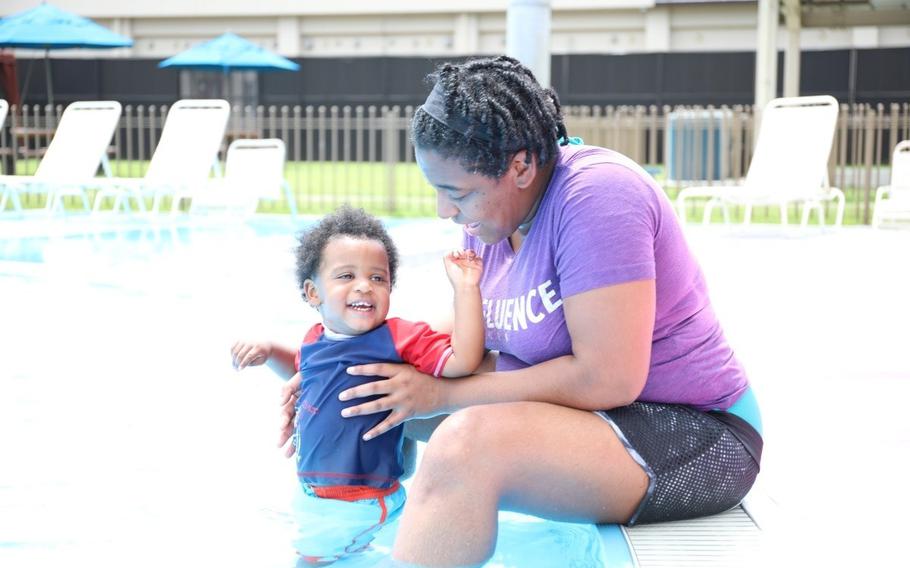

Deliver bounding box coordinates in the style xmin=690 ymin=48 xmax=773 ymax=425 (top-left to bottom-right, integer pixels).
xmin=295 ymin=323 xmax=324 ymax=371
xmin=386 ymin=318 xmax=453 ymax=378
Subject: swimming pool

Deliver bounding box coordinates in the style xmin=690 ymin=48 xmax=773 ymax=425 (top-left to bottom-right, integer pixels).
xmin=0 ymin=214 xmax=627 ymax=567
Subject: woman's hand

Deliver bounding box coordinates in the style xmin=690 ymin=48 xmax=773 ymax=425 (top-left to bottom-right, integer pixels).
xmin=278 ymin=372 xmax=302 ymax=458
xmin=340 ymin=363 xmax=447 ymax=441
xmin=231 ymin=340 xmax=273 ymax=371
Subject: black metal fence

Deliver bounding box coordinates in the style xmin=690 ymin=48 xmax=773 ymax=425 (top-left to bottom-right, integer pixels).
xmin=2 ymin=101 xmax=909 ymax=222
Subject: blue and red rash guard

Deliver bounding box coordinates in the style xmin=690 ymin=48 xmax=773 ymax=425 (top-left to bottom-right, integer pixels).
xmin=293 ymin=318 xmax=454 ymax=498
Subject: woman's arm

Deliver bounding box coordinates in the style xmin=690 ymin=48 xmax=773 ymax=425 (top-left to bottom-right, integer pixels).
xmin=447 ymin=279 xmax=654 ymax=409
xmin=342 ymin=279 xmax=655 ymax=440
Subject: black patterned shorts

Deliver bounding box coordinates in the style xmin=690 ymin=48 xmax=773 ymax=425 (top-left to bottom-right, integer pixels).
xmin=597 ymin=402 xmax=762 ymax=525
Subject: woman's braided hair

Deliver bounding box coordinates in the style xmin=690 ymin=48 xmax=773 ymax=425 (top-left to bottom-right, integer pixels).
xmin=411 ymin=56 xmax=569 ymax=178
xmin=294 ymin=204 xmax=399 ymax=294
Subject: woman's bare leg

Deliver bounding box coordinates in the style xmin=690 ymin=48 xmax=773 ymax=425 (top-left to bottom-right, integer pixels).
xmin=392 ymin=402 xmax=648 ymax=567
xmin=401 ymin=415 xmax=448 ymax=479
xmin=404 ymin=415 xmax=448 ymax=443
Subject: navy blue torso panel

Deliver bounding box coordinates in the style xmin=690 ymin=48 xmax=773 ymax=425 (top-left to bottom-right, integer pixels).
xmin=295 ymin=323 xmax=405 ymax=490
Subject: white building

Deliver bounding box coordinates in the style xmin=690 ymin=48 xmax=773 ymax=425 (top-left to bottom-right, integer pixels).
xmin=3 ymin=0 xmax=908 ymax=59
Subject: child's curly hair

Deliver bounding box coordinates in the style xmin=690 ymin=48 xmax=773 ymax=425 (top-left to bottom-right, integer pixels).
xmin=294 ymin=205 xmax=400 ymax=293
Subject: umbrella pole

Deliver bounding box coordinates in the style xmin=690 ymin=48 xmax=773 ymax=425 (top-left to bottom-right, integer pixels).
xmin=21 ymin=58 xmax=35 ymax=105
xmin=44 ymin=49 xmax=54 ymax=108
xmin=223 ymin=70 xmax=232 ymax=107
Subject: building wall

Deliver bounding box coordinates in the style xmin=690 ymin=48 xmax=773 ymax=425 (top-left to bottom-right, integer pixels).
xmin=3 ymin=1 xmax=908 ymax=59
xmin=3 ymin=1 xmax=908 ymax=107
xmin=11 ymin=47 xmax=908 ymax=108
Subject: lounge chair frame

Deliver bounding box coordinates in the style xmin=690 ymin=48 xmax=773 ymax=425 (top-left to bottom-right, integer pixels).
xmin=0 ymin=100 xmax=121 ymax=214
xmin=676 ymin=95 xmax=845 ymax=228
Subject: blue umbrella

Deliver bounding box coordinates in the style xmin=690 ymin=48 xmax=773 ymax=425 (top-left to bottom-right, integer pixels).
xmin=0 ymin=2 xmax=133 ymax=105
xmin=159 ymin=32 xmax=298 ymax=107
xmin=159 ymin=32 xmax=299 ymax=73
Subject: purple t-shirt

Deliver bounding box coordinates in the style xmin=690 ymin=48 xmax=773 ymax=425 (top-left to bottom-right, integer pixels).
xmin=463 ymin=144 xmax=748 ymax=411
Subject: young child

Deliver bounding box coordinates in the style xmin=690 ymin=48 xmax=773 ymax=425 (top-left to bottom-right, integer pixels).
xmin=230 ymin=205 xmax=485 ymax=564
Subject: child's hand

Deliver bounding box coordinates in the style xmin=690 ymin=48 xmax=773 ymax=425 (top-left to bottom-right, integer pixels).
xmin=231 ymin=341 xmax=273 ymax=371
xmin=443 ymin=249 xmax=483 ymax=288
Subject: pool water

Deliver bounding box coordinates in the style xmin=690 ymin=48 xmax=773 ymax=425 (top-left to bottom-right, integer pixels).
xmin=0 ymin=215 xmax=615 ymax=568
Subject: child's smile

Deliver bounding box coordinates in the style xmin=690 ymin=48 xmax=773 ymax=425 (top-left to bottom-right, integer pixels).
xmin=305 ymin=236 xmax=392 ymax=336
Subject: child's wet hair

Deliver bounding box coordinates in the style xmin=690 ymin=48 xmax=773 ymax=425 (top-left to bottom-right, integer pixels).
xmin=295 ymin=205 xmax=399 ymax=293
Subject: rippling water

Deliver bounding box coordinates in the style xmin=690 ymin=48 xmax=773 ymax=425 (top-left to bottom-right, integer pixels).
xmin=0 ymin=216 xmax=607 ymax=568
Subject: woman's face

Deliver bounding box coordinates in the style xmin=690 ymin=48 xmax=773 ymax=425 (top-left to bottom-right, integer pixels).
xmin=415 ymin=146 xmax=529 ymax=245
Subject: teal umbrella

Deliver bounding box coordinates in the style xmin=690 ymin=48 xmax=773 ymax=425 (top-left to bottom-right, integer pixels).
xmin=159 ymin=32 xmax=299 ymax=73
xmin=159 ymin=32 xmax=298 ymax=107
xmin=0 ymin=2 xmax=133 ymax=105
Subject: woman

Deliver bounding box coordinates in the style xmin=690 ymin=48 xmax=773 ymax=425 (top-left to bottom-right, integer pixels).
xmin=280 ymin=56 xmax=762 ymax=567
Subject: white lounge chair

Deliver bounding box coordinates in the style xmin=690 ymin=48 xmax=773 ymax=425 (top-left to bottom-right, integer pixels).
xmin=0 ymin=98 xmax=7 ymax=134
xmin=91 ymin=99 xmax=230 ymax=214
xmin=0 ymin=101 xmax=121 ymax=214
xmin=872 ymin=140 xmax=910 ymax=228
xmin=676 ymin=95 xmax=845 ymax=228
xmin=0 ymin=99 xmax=8 ymax=175
xmin=189 ymin=138 xmax=296 ymax=218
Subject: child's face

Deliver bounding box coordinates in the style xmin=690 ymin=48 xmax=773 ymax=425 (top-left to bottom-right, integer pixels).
xmin=305 ymin=236 xmax=392 ymax=336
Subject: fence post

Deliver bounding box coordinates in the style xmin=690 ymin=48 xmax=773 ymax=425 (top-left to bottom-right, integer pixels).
xmin=664 ymin=105 xmax=679 ymax=193
xmin=633 ymin=106 xmax=644 ymax=165
xmin=874 ymin=103 xmax=884 ymax=192
xmin=331 ymin=105 xmax=340 ymax=163
xmin=23 ymin=105 xmax=33 ymax=177
xmin=705 ymin=105 xmax=715 ymax=185
xmin=280 ymin=105 xmax=290 ymax=146
xmin=648 ymin=105 xmax=658 ymax=166
xmin=384 ymin=106 xmax=400 ymax=214
xmin=852 ymin=104 xmax=862 ymax=219
xmin=404 ymin=105 xmax=419 ymax=214
xmin=836 ymin=104 xmax=847 ymax=198
xmin=125 ymin=105 xmax=134 ymax=178
xmin=8 ymin=105 xmax=19 ymax=177
xmin=31 ymin=105 xmax=40 ymax=177
xmin=355 ymin=106 xmax=364 ymax=163
xmin=136 ymin=105 xmax=145 ymax=172
xmin=356 ymin=106 xmax=365 ymax=199
xmin=317 ymin=105 xmax=327 ymax=163
xmin=267 ymin=105 xmax=277 ymax=140
xmin=343 ymin=106 xmax=352 ymax=206
xmin=368 ymin=106 xmax=378 ymax=202
xmin=686 ymin=106 xmax=711 ymax=185
xmin=254 ymin=105 xmax=263 ymax=140
xmin=730 ymin=106 xmax=742 ymax=180
xmin=862 ymin=104 xmax=875 ymax=224
xmin=326 ymin=105 xmax=338 ymax=203
xmin=290 ymin=106 xmax=301 ymax=211
xmin=343 ymin=106 xmax=352 ymax=163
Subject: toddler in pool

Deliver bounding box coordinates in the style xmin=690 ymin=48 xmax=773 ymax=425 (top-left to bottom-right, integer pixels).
xmin=231 ymin=205 xmax=484 ymax=564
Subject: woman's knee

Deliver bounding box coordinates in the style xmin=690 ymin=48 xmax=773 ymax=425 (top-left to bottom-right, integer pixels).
xmin=416 ymin=405 xmax=521 ymax=486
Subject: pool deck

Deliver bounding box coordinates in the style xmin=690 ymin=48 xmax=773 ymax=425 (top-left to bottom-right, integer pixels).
xmin=678 ymin=223 xmax=910 ymax=566
xmin=1 ymin=212 xmax=908 ymax=566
